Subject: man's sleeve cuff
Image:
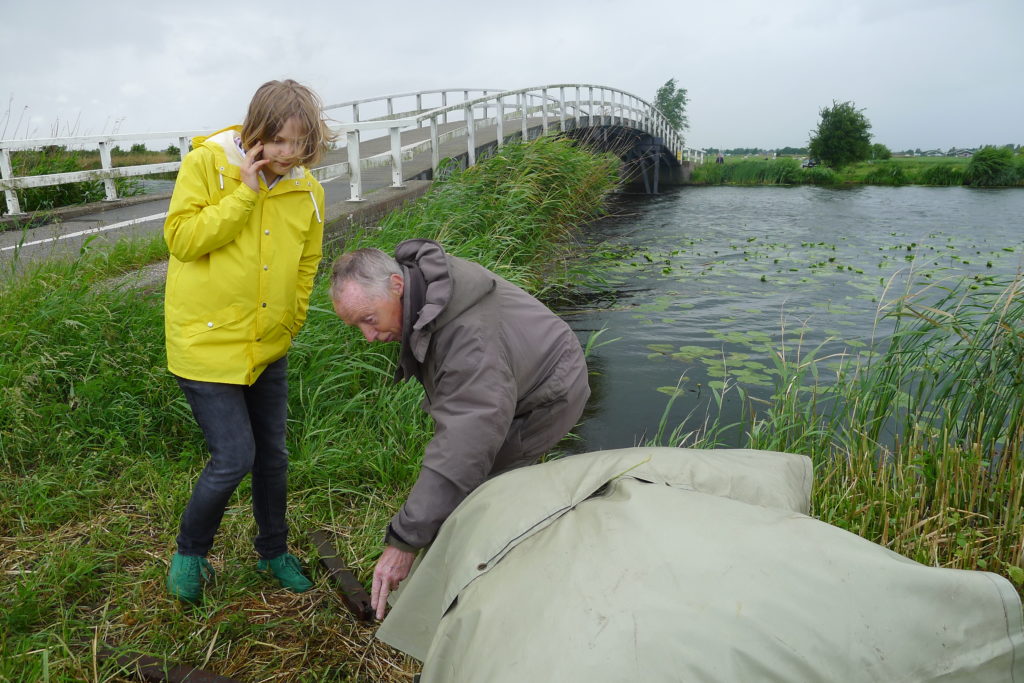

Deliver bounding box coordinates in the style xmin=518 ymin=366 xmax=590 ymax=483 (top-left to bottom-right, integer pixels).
xmin=385 ymin=524 xmax=419 ymax=553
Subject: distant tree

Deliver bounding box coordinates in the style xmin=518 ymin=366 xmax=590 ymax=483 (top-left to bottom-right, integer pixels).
xmin=129 ymin=143 xmax=148 ymax=154
xmin=165 ymin=144 xmax=181 ymax=156
xmin=871 ymin=143 xmax=892 ymax=160
xmin=654 ymin=79 xmax=689 ymax=135
xmin=808 ymin=100 xmax=872 ymax=168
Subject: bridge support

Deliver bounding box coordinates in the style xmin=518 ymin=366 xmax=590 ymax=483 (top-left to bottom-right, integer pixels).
xmin=565 ymin=126 xmax=689 ymax=194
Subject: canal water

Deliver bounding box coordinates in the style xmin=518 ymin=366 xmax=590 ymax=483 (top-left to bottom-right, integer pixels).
xmin=565 ymin=185 xmax=1024 ymax=452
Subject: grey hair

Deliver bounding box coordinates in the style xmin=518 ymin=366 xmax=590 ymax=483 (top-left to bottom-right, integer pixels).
xmin=330 ymin=248 xmax=402 ymax=300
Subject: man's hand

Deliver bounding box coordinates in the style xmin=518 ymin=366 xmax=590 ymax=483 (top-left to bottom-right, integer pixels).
xmin=371 ymin=545 xmax=416 ymax=620
xmin=241 ymin=141 xmax=269 ymax=191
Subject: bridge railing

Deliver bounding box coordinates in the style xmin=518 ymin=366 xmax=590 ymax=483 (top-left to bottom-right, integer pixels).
xmin=1 ymin=84 xmax=704 ymax=215
xmin=0 ymin=89 xmax=499 ymax=214
xmin=324 ymin=88 xmax=502 ymax=126
xmin=411 ymin=84 xmax=703 ymax=170
xmin=0 ymin=132 xmax=200 ymax=216
xmin=333 ymin=84 xmax=704 ymax=199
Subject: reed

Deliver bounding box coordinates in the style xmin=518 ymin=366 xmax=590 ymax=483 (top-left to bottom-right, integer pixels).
xmin=800 ymin=165 xmax=840 ymax=185
xmin=690 ymin=155 xmax=996 ymax=188
xmin=963 ymin=146 xmax=1021 ymax=187
xmin=655 ymin=274 xmax=1024 ymax=591
xmin=691 ymin=158 xmax=802 ymax=186
xmin=861 ymin=161 xmax=910 ymax=186
xmin=917 ymin=163 xmax=964 ymax=186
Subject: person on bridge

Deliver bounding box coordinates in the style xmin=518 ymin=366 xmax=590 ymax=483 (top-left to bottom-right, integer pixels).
xmin=329 ymin=239 xmax=591 ymax=619
xmin=163 ymin=79 xmax=335 ymax=604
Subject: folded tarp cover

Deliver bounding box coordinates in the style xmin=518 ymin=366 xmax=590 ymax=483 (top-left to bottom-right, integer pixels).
xmin=376 ymin=447 xmax=1024 ymax=682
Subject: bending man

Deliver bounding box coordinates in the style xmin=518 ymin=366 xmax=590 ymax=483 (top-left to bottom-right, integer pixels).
xmin=330 ymin=239 xmax=590 ymax=619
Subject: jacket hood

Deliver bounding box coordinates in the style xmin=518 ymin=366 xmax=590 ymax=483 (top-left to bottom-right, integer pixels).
xmin=395 ymin=239 xmax=495 ymax=368
xmin=192 ymin=126 xmax=307 ymax=183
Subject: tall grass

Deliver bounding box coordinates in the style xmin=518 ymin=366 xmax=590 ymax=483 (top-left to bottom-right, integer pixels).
xmin=963 ymin=146 xmax=1022 ymax=187
xmin=917 ymin=163 xmax=964 ymax=186
xmin=652 ymin=274 xmax=1024 ymax=589
xmin=861 ymin=161 xmax=910 ymax=186
xmin=692 ymin=158 xmax=804 ymax=185
xmin=364 ymin=136 xmax=620 ymax=289
xmin=0 ymin=146 xmax=154 ymax=216
xmin=0 ymin=135 xmax=619 ymax=681
xmin=690 ymin=152 xmax=1024 ymax=188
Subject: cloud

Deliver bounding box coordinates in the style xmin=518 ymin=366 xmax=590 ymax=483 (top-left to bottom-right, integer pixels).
xmin=3 ymin=0 xmax=1021 ymax=148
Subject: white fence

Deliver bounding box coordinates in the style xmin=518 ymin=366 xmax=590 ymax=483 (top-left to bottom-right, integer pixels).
xmin=1 ymin=84 xmax=704 ymax=215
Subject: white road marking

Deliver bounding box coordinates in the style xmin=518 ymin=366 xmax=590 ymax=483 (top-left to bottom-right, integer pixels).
xmin=0 ymin=212 xmax=168 ymax=252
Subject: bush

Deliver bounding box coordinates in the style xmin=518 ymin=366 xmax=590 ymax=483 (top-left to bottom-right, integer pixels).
xmin=691 ymin=162 xmax=729 ymax=185
xmin=863 ymin=162 xmax=909 ymax=186
xmin=871 ymin=143 xmax=892 ymax=160
xmin=800 ymin=165 xmax=839 ymax=185
xmin=918 ymin=164 xmax=963 ymax=186
xmin=964 ymin=146 xmax=1019 ymax=186
xmin=808 ymin=100 xmax=873 ymax=168
xmin=693 ymin=158 xmax=818 ymax=186
xmin=1014 ymin=154 xmax=1024 ymax=182
xmin=761 ymin=158 xmax=801 ymax=184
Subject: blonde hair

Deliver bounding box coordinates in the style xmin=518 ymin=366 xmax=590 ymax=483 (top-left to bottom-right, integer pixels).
xmin=241 ymin=79 xmax=336 ymax=167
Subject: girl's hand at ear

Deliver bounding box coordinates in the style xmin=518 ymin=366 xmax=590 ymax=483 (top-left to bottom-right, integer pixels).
xmin=241 ymin=142 xmax=270 ymax=191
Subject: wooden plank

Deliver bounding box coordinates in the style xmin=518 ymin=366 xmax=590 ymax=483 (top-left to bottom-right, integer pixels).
xmin=96 ymin=643 xmax=239 ymax=682
xmin=310 ymin=530 xmax=374 ymax=621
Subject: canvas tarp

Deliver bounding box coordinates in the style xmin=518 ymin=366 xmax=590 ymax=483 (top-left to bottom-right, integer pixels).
xmin=376 ymin=447 xmax=1024 ymax=682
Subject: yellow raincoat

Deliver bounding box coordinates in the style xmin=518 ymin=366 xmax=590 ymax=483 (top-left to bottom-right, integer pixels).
xmin=163 ymin=126 xmax=324 ymax=384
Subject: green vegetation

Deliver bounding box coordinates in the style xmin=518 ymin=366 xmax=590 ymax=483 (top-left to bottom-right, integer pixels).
xmin=870 ymin=143 xmax=892 ymax=160
xmin=692 ymin=157 xmax=803 ymax=186
xmin=651 ymin=273 xmax=1024 ymax=586
xmin=964 ymin=145 xmax=1020 ymax=187
xmin=0 ymin=146 xmax=175 ymax=216
xmin=808 ymin=100 xmax=873 ymax=169
xmin=917 ymin=162 xmax=964 ymax=186
xmin=3 ymin=130 xmax=1021 ymax=679
xmin=0 ymin=136 xmax=618 ymax=681
xmin=861 ymin=161 xmax=910 ymax=186
xmin=653 ymin=78 xmax=689 ymax=136
xmin=691 ymin=150 xmax=1024 ymax=187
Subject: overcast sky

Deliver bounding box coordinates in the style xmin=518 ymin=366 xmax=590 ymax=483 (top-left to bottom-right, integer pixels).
xmin=3 ymin=0 xmax=1021 ymax=151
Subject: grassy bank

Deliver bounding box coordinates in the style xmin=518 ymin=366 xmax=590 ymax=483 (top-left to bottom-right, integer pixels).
xmin=0 ymin=136 xmax=618 ymax=681
xmin=653 ymin=273 xmax=1024 ymax=588
xmin=692 ymin=150 xmax=1024 ymax=187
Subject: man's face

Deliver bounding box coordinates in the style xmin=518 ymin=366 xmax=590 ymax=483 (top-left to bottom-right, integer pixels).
xmin=332 ymin=276 xmax=404 ymax=343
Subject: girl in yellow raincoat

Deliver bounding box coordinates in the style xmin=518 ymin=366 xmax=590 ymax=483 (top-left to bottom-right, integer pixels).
xmin=163 ymin=79 xmax=333 ymax=603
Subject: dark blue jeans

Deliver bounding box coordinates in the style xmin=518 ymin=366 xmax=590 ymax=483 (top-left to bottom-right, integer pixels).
xmin=175 ymin=356 xmax=290 ymax=559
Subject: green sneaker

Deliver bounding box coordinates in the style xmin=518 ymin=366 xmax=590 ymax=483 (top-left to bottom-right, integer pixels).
xmin=257 ymin=553 xmax=313 ymax=593
xmin=167 ymin=553 xmax=215 ymax=604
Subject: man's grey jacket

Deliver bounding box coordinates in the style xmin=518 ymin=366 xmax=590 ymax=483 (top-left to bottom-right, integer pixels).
xmin=386 ymin=239 xmax=590 ymax=551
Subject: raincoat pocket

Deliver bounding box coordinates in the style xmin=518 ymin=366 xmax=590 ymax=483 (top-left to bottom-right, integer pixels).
xmin=182 ymin=304 xmax=245 ymax=338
